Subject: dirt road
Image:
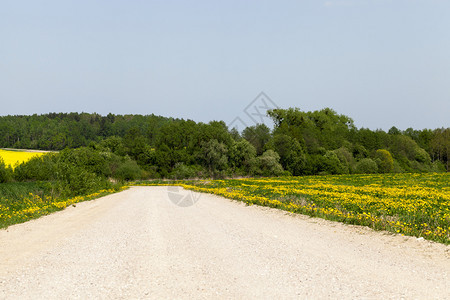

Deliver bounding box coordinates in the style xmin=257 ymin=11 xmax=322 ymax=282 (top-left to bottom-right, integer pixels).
xmin=1 ymin=187 xmax=449 ymax=299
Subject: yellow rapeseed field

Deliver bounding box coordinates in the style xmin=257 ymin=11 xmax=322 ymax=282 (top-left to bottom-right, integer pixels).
xmin=0 ymin=149 xmax=47 ymax=169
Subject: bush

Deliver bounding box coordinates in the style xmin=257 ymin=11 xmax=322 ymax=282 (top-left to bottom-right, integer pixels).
xmin=229 ymin=140 xmax=257 ymax=174
xmin=251 ymin=150 xmax=285 ymax=177
xmin=0 ymin=158 xmax=12 ymax=183
xmin=58 ymin=147 xmax=112 ymax=178
xmin=114 ymin=159 xmax=143 ymax=181
xmin=334 ymin=147 xmax=354 ymax=173
xmin=415 ymin=147 xmax=431 ymax=164
xmin=393 ymin=160 xmax=404 ymax=173
xmin=56 ymin=160 xmax=105 ymax=196
xmin=14 ymin=153 xmax=58 ymax=181
xmin=355 ymin=158 xmax=378 ymax=174
xmin=431 ymin=160 xmax=446 ymax=172
xmin=322 ymin=151 xmax=348 ymax=175
xmin=170 ymin=163 xmax=203 ymax=179
xmin=269 ymin=134 xmax=306 ymax=175
xmin=374 ymin=149 xmax=394 ymax=173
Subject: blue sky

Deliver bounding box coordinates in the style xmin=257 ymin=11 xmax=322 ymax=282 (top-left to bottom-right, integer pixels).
xmin=1 ymin=0 xmax=449 ymax=130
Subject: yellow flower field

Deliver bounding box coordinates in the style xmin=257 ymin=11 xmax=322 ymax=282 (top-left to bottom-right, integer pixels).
xmin=0 ymin=149 xmax=47 ymax=169
xmin=0 ymin=186 xmax=127 ymax=228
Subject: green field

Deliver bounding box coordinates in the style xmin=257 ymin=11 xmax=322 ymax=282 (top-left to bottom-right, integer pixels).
xmin=0 ymin=182 xmax=124 ymax=229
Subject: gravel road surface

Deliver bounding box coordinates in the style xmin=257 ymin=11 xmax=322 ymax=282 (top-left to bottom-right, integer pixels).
xmin=1 ymin=186 xmax=449 ymax=299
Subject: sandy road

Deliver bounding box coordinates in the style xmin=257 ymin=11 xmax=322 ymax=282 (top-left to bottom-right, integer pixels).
xmin=0 ymin=187 xmax=449 ymax=299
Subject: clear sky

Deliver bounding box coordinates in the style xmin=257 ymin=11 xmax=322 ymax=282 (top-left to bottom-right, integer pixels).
xmin=1 ymin=0 xmax=449 ymax=131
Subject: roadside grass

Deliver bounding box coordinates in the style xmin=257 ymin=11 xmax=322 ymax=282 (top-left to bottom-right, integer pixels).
xmin=0 ymin=182 xmax=126 ymax=229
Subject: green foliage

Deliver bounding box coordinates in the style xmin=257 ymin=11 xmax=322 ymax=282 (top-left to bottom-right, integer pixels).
xmin=355 ymin=158 xmax=378 ymax=174
xmin=10 ymin=147 xmax=148 ymax=195
xmin=414 ymin=147 xmax=431 ymax=164
xmin=229 ymin=139 xmax=257 ymax=174
xmin=389 ymin=135 xmax=418 ymax=161
xmin=0 ymin=181 xmax=53 ymax=200
xmin=269 ymin=134 xmax=306 ymax=175
xmin=114 ymin=159 xmax=143 ymax=181
xmin=242 ymin=124 xmax=271 ymax=155
xmin=431 ymin=128 xmax=449 ymax=171
xmin=431 ymin=160 xmax=446 ymax=172
xmin=0 ymin=158 xmax=12 ymax=183
xmin=322 ymin=151 xmax=348 ymax=175
xmin=268 ymin=107 xmax=354 ymax=151
xmin=352 ymin=144 xmax=368 ymax=159
xmin=201 ymin=139 xmax=228 ymax=177
xmin=388 ymin=126 xmax=401 ymax=135
xmin=333 ymin=147 xmax=354 ymax=173
xmin=14 ymin=153 xmax=58 ymax=181
xmin=251 ymin=150 xmax=285 ymax=177
xmin=374 ymin=149 xmax=394 ymax=173
xmin=56 ymin=163 xmax=102 ymax=196
xmin=100 ymin=136 xmax=125 ymax=155
xmin=123 ymin=128 xmax=149 ymax=163
xmin=58 ymin=148 xmax=112 ymax=178
xmin=170 ymin=163 xmax=204 ymax=179
xmin=0 ymin=110 xmax=444 ymax=179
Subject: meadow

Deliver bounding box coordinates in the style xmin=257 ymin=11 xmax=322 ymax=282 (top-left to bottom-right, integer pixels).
xmin=0 ymin=148 xmax=124 ymax=229
xmin=0 ymin=182 xmax=125 ymax=229
xmin=138 ymin=173 xmax=450 ymax=244
xmin=0 ymin=149 xmax=47 ymax=168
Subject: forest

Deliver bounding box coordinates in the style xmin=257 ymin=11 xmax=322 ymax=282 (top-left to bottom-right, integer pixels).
xmin=0 ymin=108 xmax=448 ymax=185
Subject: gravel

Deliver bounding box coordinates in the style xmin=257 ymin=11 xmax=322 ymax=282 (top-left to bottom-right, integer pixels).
xmin=0 ymin=186 xmax=449 ymax=299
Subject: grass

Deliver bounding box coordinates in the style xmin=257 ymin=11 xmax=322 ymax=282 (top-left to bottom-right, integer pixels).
xmin=0 ymin=182 xmax=126 ymax=229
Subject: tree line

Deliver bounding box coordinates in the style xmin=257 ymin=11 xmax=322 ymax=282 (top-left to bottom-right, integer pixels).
xmin=0 ymin=109 xmax=448 ymax=182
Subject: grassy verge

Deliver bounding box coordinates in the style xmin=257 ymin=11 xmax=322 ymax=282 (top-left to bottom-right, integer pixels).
xmin=0 ymin=182 xmax=126 ymax=229
xmin=134 ymin=173 xmax=450 ymax=244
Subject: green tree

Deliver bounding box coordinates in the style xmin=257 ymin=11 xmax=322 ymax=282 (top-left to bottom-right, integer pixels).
xmin=333 ymin=146 xmax=354 ymax=173
xmin=114 ymin=159 xmax=142 ymax=181
xmin=374 ymin=149 xmax=394 ymax=173
xmin=242 ymin=124 xmax=271 ymax=155
xmin=269 ymin=134 xmax=306 ymax=175
xmin=252 ymin=150 xmax=285 ymax=177
xmin=0 ymin=158 xmax=11 ymax=183
xmin=431 ymin=128 xmax=450 ymax=171
xmin=355 ymin=158 xmax=378 ymax=174
xmin=322 ymin=150 xmax=348 ymax=174
xmin=229 ymin=139 xmax=257 ymax=173
xmin=201 ymin=139 xmax=228 ymax=177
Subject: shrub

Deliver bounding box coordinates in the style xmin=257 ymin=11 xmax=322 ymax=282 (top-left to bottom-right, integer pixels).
xmin=374 ymin=149 xmax=394 ymax=173
xmin=415 ymin=147 xmax=431 ymax=164
xmin=355 ymin=158 xmax=378 ymax=174
xmin=0 ymin=158 xmax=11 ymax=183
xmin=114 ymin=159 xmax=143 ymax=181
xmin=252 ymin=150 xmax=285 ymax=177
xmin=322 ymin=151 xmax=348 ymax=175
xmin=170 ymin=163 xmax=203 ymax=179
xmin=14 ymin=153 xmax=58 ymax=181
xmin=334 ymin=147 xmax=354 ymax=173
xmin=431 ymin=160 xmax=446 ymax=172
xmin=58 ymin=147 xmax=112 ymax=178
xmin=270 ymin=134 xmax=306 ymax=175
